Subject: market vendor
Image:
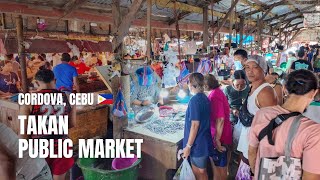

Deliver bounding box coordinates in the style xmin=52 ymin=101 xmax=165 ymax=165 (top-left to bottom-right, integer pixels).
xmin=53 ymin=53 xmax=80 ymax=93
xmin=88 ymin=54 xmax=102 ymax=67
xmin=0 ymin=61 xmax=20 ymax=95
xmin=3 ymin=54 xmax=21 ymax=77
xmin=69 ymin=56 xmax=91 ymax=75
xmin=130 ymin=66 xmax=163 ymax=107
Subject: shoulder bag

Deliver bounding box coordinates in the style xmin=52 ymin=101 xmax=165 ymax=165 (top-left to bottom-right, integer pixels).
xmin=238 ymin=87 xmax=253 ymax=127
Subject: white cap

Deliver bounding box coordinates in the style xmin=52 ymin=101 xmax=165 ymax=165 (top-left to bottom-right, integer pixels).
xmin=246 ymin=55 xmax=268 ymax=73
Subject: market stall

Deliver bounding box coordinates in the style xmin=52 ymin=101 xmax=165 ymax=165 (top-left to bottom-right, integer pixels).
xmin=0 ymin=37 xmax=113 ymax=142
xmin=0 ymin=90 xmax=110 ymax=143
xmin=123 ymin=103 xmax=186 ymax=180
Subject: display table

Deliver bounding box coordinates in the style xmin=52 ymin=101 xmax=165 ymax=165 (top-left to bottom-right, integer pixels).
xmin=123 ymin=104 xmax=187 ymax=180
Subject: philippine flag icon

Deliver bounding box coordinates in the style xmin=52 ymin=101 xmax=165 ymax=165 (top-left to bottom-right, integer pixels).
xmin=97 ymin=94 xmax=113 ymax=105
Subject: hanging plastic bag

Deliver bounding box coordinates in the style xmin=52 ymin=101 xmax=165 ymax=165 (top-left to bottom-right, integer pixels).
xmin=197 ymin=59 xmax=212 ymax=75
xmin=173 ymin=159 xmax=196 ymax=180
xmin=136 ymin=66 xmax=153 ymax=86
xmin=112 ymin=88 xmax=128 ymax=117
xmin=177 ymin=62 xmax=190 ymax=85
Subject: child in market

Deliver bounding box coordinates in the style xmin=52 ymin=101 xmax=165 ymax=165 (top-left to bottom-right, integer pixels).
xmin=204 ymin=74 xmax=232 ymax=180
xmin=20 ymin=69 xmax=76 ymax=180
xmin=182 ymin=73 xmax=213 ymax=180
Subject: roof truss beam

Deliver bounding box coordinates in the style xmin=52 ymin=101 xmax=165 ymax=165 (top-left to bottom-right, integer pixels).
xmin=244 ymin=0 xmax=287 ymax=16
xmin=62 ymin=0 xmax=87 ymax=17
xmin=168 ymin=11 xmax=192 ymax=25
xmin=213 ymin=0 xmax=240 ymax=35
xmin=266 ymin=4 xmax=314 ymax=22
xmin=270 ymin=15 xmax=303 ymax=27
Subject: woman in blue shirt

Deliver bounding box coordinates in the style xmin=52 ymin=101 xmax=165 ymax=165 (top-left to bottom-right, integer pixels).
xmin=183 ymin=73 xmax=213 ymax=180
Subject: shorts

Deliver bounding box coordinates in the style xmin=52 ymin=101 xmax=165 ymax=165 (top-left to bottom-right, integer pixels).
xmin=46 ymin=156 xmax=74 ymax=175
xmin=211 ymin=148 xmax=228 ymax=167
xmin=190 ymin=156 xmax=208 ymax=169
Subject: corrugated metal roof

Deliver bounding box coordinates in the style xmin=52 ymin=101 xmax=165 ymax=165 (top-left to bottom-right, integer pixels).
xmin=4 ymin=0 xmax=318 ymax=31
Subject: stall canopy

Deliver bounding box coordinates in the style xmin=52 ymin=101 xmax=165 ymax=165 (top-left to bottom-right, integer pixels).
xmin=2 ymin=39 xmax=112 ymax=54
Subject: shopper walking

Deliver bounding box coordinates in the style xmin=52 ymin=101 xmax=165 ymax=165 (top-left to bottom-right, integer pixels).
xmin=289 ymin=49 xmax=313 ymax=73
xmin=224 ymin=70 xmax=250 ymax=126
xmin=236 ymin=55 xmax=277 ymax=179
xmin=248 ymin=69 xmax=320 ymax=179
xmin=183 ymin=73 xmax=213 ymax=180
xmin=53 ymin=53 xmax=80 ymax=93
xmin=20 ymin=69 xmax=76 ymax=180
xmin=204 ymin=74 xmax=232 ymax=180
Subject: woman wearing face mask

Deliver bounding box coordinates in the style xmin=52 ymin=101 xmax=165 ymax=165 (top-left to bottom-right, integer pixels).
xmin=204 ymin=74 xmax=232 ymax=180
xmin=182 ymin=73 xmax=213 ymax=180
xmin=248 ymin=69 xmax=320 ymax=179
xmin=224 ymin=70 xmax=250 ymax=171
xmin=224 ymin=70 xmax=250 ymax=126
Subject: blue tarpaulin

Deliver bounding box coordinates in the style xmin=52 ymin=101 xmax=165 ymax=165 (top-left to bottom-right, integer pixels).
xmin=225 ymin=34 xmax=254 ymax=44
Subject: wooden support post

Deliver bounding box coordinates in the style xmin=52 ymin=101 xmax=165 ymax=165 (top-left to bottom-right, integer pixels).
xmin=16 ymin=15 xmax=27 ymax=93
xmin=108 ymin=24 xmax=111 ymax=35
xmin=146 ymin=0 xmax=152 ymax=60
xmin=284 ymin=32 xmax=287 ymax=47
xmin=239 ymin=6 xmax=274 ymax=46
xmin=258 ymin=15 xmax=263 ymax=49
xmin=1 ymin=13 xmax=6 ymax=29
xmin=250 ymin=33 xmax=253 ymax=55
xmin=203 ymin=6 xmax=209 ymax=50
xmin=112 ymin=0 xmax=144 ymax=53
xmin=239 ymin=17 xmax=244 ymax=48
xmin=279 ymin=28 xmax=282 ymax=45
xmin=65 ymin=20 xmax=69 ymax=35
xmin=218 ymin=33 xmax=221 ymax=48
xmin=228 ymin=1 xmax=234 ymax=49
xmin=173 ymin=0 xmax=181 ymax=62
xmin=211 ymin=2 xmax=215 ymax=46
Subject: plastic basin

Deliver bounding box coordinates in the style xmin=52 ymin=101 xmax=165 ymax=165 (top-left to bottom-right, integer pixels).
xmin=112 ymin=155 xmax=138 ymax=170
xmin=78 ymin=157 xmax=141 ymax=180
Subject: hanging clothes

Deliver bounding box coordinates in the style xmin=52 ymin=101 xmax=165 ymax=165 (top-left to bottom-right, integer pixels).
xmin=197 ymin=58 xmax=212 ymax=75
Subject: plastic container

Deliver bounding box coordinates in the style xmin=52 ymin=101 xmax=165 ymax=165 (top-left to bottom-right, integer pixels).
xmin=112 ymin=155 xmax=138 ymax=170
xmin=128 ymin=108 xmax=135 ymax=128
xmin=136 ymin=67 xmax=153 ymax=86
xmin=78 ymin=157 xmax=141 ymax=180
xmin=159 ymin=106 xmax=174 ymax=117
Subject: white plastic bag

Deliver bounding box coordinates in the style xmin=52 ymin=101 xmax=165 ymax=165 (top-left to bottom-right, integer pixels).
xmin=174 ymin=159 xmax=196 ymax=180
xmin=233 ymin=120 xmax=242 ymax=146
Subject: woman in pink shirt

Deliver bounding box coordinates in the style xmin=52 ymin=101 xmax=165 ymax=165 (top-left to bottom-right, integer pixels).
xmin=249 ymin=69 xmax=320 ymax=179
xmin=204 ymin=74 xmax=232 ymax=180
